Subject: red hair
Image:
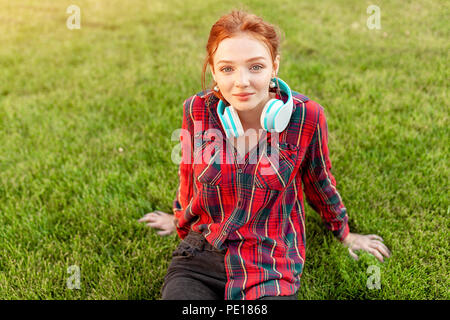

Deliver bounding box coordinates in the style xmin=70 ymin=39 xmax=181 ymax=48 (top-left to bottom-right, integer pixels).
xmin=201 ymin=10 xmax=284 ymax=102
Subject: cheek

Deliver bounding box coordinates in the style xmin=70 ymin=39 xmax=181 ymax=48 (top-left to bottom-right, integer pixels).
xmin=216 ymin=77 xmax=231 ymax=88
xmin=219 ymin=83 xmax=233 ymax=94
xmin=217 ymin=74 xmax=270 ymax=93
xmin=254 ymin=79 xmax=270 ymax=92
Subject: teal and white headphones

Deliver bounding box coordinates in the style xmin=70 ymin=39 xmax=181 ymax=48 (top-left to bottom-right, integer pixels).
xmin=216 ymin=77 xmax=293 ymax=138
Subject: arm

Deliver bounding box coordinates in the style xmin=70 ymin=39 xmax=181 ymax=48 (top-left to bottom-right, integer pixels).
xmin=172 ymin=96 xmax=196 ymax=239
xmin=301 ymin=105 xmax=350 ymax=242
xmin=139 ymin=97 xmax=195 ymax=238
xmin=301 ymin=105 xmax=391 ymax=262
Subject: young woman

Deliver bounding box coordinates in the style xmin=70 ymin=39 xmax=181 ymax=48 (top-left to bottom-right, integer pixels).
xmin=139 ymin=10 xmax=391 ymax=300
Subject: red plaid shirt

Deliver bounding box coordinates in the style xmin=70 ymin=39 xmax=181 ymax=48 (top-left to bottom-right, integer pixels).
xmin=173 ymin=89 xmax=350 ymax=300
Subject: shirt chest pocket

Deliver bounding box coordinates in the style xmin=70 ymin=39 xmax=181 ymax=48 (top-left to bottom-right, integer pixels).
xmin=193 ymin=131 xmax=226 ymax=186
xmin=193 ymin=132 xmax=300 ymax=190
xmin=253 ymin=142 xmax=300 ymax=190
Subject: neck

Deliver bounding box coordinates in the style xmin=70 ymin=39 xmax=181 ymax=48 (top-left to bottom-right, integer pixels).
xmin=236 ymin=91 xmax=277 ymax=132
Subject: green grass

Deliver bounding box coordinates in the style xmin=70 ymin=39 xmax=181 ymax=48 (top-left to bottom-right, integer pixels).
xmin=0 ymin=0 xmax=448 ymax=299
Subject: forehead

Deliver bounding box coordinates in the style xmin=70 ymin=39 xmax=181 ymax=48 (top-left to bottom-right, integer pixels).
xmin=214 ymin=34 xmax=271 ymax=64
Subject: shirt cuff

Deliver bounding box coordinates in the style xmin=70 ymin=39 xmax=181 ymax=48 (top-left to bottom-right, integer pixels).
xmin=337 ymin=222 xmax=350 ymax=243
xmin=175 ymin=227 xmax=189 ymax=240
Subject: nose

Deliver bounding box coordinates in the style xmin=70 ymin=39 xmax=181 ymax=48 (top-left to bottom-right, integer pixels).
xmin=234 ymin=68 xmax=250 ymax=87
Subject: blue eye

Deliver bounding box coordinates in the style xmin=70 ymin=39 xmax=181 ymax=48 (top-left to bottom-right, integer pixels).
xmin=220 ymin=65 xmax=263 ymax=73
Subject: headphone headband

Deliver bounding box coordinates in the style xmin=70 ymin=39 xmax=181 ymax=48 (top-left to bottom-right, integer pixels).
xmin=271 ymin=78 xmax=292 ymax=106
xmin=216 ymin=77 xmax=293 ymax=138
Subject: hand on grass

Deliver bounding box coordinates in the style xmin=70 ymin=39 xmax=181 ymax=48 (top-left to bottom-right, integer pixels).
xmin=342 ymin=232 xmax=391 ymax=263
xmin=138 ymin=210 xmax=176 ymax=236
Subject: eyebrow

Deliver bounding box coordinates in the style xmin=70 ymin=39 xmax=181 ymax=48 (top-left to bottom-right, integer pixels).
xmin=216 ymin=56 xmax=266 ymax=64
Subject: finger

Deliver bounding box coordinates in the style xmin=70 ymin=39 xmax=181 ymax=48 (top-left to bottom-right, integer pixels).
xmin=157 ymin=230 xmax=173 ymax=236
xmin=367 ymin=247 xmax=384 ymax=263
xmin=146 ymin=222 xmax=162 ymax=229
xmin=143 ymin=212 xmax=157 ymax=217
xmin=138 ymin=216 xmax=150 ymax=223
xmin=371 ymin=241 xmax=391 ymax=257
xmin=368 ymin=234 xmax=384 ymax=242
xmin=138 ymin=215 xmax=148 ymax=222
xmin=348 ymin=248 xmax=359 ymax=260
xmin=138 ymin=215 xmax=157 ymax=223
xmin=138 ymin=212 xmax=154 ymax=220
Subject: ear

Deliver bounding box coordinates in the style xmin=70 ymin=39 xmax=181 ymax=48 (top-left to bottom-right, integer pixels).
xmin=273 ymin=55 xmax=280 ymax=77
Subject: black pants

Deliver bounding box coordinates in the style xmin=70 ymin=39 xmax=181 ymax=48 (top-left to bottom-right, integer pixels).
xmin=161 ymin=231 xmax=298 ymax=300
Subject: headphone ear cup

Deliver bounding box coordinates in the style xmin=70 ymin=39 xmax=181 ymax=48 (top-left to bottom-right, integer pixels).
xmin=273 ymin=102 xmax=293 ymax=132
xmin=217 ymin=100 xmax=232 ymax=139
xmin=260 ymin=98 xmax=283 ymax=131
xmin=225 ymin=105 xmax=244 ymax=137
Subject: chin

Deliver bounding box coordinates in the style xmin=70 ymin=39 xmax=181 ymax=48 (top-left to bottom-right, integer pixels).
xmin=233 ymin=97 xmax=255 ymax=106
xmin=233 ymin=103 xmax=254 ymax=111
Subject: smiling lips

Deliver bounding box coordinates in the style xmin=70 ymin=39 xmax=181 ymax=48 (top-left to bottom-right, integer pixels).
xmin=232 ymin=92 xmax=255 ymax=102
xmin=233 ymin=93 xmax=254 ymax=97
xmin=234 ymin=93 xmax=253 ymax=101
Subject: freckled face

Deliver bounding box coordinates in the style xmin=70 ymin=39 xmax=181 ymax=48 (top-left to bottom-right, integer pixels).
xmin=211 ymin=33 xmax=279 ymax=114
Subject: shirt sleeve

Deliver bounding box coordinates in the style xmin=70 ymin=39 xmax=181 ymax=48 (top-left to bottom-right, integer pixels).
xmin=300 ymin=105 xmax=350 ymax=242
xmin=172 ymin=96 xmax=195 ymax=239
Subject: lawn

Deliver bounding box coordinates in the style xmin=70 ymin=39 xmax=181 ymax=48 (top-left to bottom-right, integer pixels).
xmin=0 ymin=0 xmax=448 ymax=299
